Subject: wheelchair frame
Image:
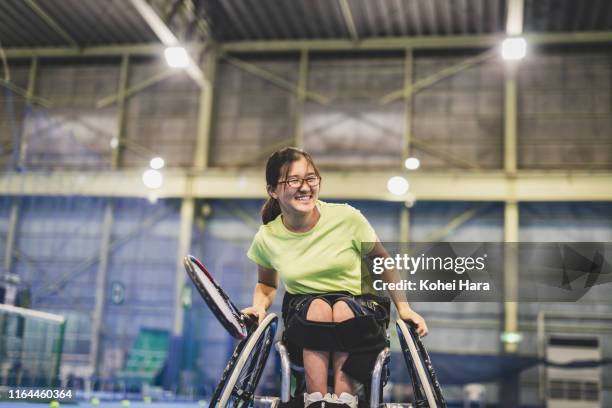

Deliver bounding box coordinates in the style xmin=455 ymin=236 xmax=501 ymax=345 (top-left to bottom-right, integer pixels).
xmin=275 ymin=342 xmax=390 ymax=407
xmin=210 ymin=313 xmax=279 ymax=407
xmin=209 ymin=316 xmax=446 ymax=408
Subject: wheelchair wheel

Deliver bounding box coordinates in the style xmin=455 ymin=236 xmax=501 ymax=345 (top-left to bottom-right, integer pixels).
xmin=211 ymin=313 xmax=278 ymax=407
xmin=396 ymin=319 xmax=446 ymax=408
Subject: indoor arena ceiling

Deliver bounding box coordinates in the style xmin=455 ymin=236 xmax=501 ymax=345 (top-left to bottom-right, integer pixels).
xmin=0 ymin=0 xmax=611 ymax=49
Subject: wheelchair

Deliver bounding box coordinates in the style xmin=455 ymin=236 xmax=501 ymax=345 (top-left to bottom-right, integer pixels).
xmin=275 ymin=339 xmax=390 ymax=407
xmin=208 ymin=314 xmax=446 ymax=408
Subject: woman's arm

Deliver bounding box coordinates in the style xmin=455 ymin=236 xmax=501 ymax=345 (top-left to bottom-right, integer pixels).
xmin=241 ymin=264 xmax=278 ymax=324
xmin=368 ymin=241 xmax=429 ymax=337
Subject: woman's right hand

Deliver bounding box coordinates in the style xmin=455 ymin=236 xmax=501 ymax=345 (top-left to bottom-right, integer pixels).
xmin=241 ymin=304 xmax=267 ymax=324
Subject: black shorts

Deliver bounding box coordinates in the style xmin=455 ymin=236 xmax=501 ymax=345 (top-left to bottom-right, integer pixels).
xmin=281 ymin=291 xmax=390 ymax=367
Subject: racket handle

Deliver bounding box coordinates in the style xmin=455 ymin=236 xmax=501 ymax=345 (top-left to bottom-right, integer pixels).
xmin=241 ymin=313 xmax=257 ymax=327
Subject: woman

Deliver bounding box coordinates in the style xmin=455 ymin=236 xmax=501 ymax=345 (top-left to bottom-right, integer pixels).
xmin=243 ymin=147 xmax=427 ymax=408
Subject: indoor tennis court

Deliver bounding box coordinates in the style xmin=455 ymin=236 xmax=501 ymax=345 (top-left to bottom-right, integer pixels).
xmin=1 ymin=0 xmax=611 ymax=407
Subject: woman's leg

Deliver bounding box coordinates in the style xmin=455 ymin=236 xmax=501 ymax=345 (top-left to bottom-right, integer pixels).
xmin=303 ymin=298 xmax=333 ymax=394
xmin=331 ymin=300 xmax=356 ymax=396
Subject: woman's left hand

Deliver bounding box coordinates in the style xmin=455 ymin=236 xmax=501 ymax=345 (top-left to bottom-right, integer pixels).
xmin=398 ymin=307 xmax=428 ymax=337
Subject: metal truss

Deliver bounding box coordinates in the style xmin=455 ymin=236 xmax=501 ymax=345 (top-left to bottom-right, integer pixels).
xmin=1 ymin=169 xmax=611 ymax=202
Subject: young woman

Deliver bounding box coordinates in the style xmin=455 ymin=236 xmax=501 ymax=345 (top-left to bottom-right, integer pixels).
xmin=242 ymin=147 xmax=427 ymax=408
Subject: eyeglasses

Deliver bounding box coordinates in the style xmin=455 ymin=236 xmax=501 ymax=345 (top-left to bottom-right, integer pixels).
xmin=278 ymin=175 xmax=320 ymax=189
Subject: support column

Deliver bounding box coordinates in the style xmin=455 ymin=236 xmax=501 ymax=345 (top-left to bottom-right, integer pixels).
xmin=399 ymin=206 xmax=411 ymax=271
xmin=90 ymin=55 xmax=128 ymax=376
xmin=165 ymin=49 xmax=214 ymax=389
xmin=504 ymin=63 xmax=518 ymax=175
xmin=173 ymin=199 xmax=194 ymax=336
xmin=193 ymin=48 xmax=217 ymax=171
xmin=165 ymin=198 xmax=195 ymax=390
xmin=402 ymin=48 xmax=413 ymax=163
xmin=3 ymin=204 xmax=18 ymax=274
xmin=294 ymin=49 xmax=309 ymax=149
xmin=501 ymin=200 xmax=520 ymax=408
xmin=111 ymin=54 xmax=129 ymax=169
xmin=400 ymin=206 xmax=410 ymax=243
xmin=17 ymin=57 xmax=38 ymax=168
xmin=503 ymin=201 xmax=519 ymax=351
xmin=90 ymin=201 xmax=114 ymax=376
xmin=503 ymin=58 xmax=520 ymax=352
xmin=4 ymin=57 xmax=38 ymax=278
xmin=501 ymin=52 xmax=520 ymax=406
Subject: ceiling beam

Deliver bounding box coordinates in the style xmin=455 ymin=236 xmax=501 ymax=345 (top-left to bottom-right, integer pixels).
xmin=506 ymin=0 xmax=524 ymax=35
xmin=3 ymin=31 xmax=612 ymax=59
xmin=1 ymin=170 xmax=611 ymax=202
xmin=219 ymin=31 xmax=612 ymax=52
xmin=3 ymin=43 xmax=204 ymax=58
xmin=129 ymin=0 xmax=205 ymax=86
xmin=23 ymin=0 xmax=79 ymax=48
xmin=338 ymin=0 xmax=359 ymax=42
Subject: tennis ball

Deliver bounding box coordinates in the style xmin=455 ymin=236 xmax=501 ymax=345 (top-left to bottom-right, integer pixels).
xmin=143 ymin=396 xmax=152 ymax=404
xmin=121 ymin=399 xmax=130 ymax=407
xmin=49 ymin=401 xmax=60 ymax=408
xmin=91 ymin=397 xmax=100 ymax=405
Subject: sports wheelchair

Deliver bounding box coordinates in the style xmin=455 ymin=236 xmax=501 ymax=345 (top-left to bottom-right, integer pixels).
xmin=208 ymin=314 xmax=446 ymax=408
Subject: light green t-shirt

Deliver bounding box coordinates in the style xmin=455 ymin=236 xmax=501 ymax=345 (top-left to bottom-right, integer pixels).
xmin=247 ymin=201 xmax=378 ymax=295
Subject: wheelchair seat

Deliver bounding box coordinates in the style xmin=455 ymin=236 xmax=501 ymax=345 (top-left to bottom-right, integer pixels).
xmin=275 ymin=341 xmax=390 ymax=408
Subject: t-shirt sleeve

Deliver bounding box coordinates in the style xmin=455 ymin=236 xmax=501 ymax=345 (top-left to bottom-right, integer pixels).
xmin=247 ymin=230 xmax=274 ymax=269
xmin=349 ymin=206 xmax=378 ymax=256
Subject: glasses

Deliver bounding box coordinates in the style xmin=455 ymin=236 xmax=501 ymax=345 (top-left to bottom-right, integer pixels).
xmin=278 ymin=175 xmax=320 ymax=189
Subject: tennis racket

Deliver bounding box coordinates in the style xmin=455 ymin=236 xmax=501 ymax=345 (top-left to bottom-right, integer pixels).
xmin=184 ymin=254 xmax=254 ymax=340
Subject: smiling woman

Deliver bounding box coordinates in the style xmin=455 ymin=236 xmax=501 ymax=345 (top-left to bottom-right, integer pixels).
xmin=260 ymin=148 xmax=322 ymax=228
xmin=241 ymin=147 xmax=428 ymax=408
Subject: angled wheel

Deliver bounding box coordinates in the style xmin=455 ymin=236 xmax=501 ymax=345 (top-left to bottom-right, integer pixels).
xmin=396 ymin=319 xmax=446 ymax=408
xmin=211 ymin=313 xmax=278 ymax=407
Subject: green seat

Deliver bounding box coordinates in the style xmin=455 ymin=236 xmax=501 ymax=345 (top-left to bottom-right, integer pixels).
xmin=117 ymin=328 xmax=169 ymax=386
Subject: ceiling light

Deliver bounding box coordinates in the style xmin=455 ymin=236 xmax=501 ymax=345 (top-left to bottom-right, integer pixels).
xmin=142 ymin=169 xmax=163 ymax=189
xmin=404 ymin=157 xmax=420 ymax=170
xmin=164 ymin=46 xmax=189 ymax=68
xmin=387 ymin=176 xmax=409 ymax=196
xmin=501 ymin=37 xmax=527 ymax=61
xmin=150 ymin=157 xmax=165 ymax=170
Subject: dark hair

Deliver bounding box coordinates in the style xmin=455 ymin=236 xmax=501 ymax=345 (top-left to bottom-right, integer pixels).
xmin=261 ymin=147 xmax=320 ymax=224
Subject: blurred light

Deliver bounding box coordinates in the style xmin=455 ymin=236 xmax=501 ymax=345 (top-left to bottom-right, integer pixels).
xmin=501 ymin=37 xmax=526 ymax=60
xmin=164 ymin=46 xmax=189 ymax=68
xmin=142 ymin=169 xmax=163 ymax=189
xmin=200 ymin=203 xmax=212 ymax=218
xmin=387 ymin=176 xmax=409 ymax=195
xmin=110 ymin=137 xmax=118 ymax=149
xmin=404 ymin=157 xmax=420 ymax=170
xmin=147 ymin=191 xmax=159 ymax=204
xmin=150 ymin=157 xmax=165 ymax=169
xmin=500 ymin=331 xmax=523 ymax=344
xmin=405 ymin=196 xmax=416 ymax=208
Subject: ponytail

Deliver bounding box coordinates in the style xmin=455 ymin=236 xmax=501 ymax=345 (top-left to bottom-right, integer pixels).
xmin=261 ymin=197 xmax=281 ymax=224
